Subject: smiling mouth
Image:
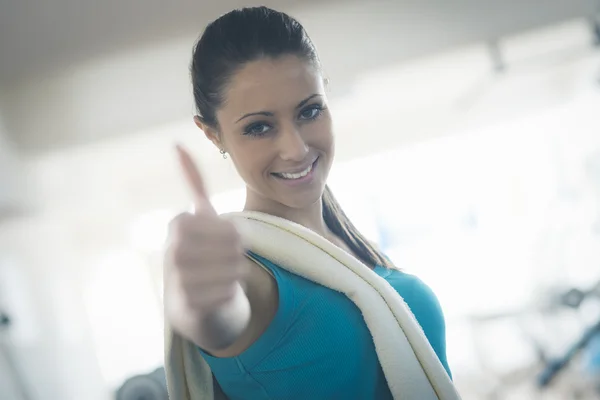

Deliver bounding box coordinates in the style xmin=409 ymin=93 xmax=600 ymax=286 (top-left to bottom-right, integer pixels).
xmin=272 ymin=158 xmax=318 ymax=180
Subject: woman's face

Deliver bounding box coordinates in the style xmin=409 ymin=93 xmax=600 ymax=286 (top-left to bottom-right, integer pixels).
xmin=205 ymin=55 xmax=334 ymax=210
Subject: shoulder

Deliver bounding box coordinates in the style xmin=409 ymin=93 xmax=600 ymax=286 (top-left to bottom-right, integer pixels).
xmin=379 ymin=269 xmax=438 ymax=305
xmin=383 ymin=271 xmax=445 ymax=333
xmin=380 ymin=268 xmax=452 ymax=377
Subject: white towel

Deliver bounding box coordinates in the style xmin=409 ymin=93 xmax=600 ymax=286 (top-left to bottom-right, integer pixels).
xmin=165 ymin=211 xmax=461 ymax=399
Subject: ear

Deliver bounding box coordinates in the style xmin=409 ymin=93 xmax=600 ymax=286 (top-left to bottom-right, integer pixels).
xmin=193 ymin=115 xmax=223 ymax=151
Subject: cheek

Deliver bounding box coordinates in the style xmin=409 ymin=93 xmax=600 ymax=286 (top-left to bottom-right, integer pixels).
xmin=311 ymin=119 xmax=335 ymax=153
xmin=230 ymin=142 xmax=272 ymax=178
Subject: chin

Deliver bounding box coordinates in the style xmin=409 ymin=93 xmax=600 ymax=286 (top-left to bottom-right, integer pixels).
xmin=282 ymin=192 xmax=323 ymax=210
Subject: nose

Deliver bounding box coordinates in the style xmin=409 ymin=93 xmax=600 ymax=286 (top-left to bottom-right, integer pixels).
xmin=277 ymin=124 xmax=309 ymax=162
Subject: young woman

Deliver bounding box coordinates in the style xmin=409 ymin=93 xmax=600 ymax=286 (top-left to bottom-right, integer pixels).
xmin=164 ymin=6 xmax=453 ymax=399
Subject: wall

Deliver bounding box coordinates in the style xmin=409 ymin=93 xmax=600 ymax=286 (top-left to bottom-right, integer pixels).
xmin=1 ymin=0 xmax=594 ymax=152
xmin=0 ymin=117 xmax=33 ymax=220
xmin=0 ymin=218 xmax=109 ymax=400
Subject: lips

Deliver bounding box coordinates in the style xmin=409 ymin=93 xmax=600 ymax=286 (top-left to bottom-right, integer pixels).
xmin=272 ymin=157 xmax=318 ymax=180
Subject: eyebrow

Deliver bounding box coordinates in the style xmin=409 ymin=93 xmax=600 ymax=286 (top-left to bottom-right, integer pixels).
xmin=235 ymin=93 xmax=322 ymax=123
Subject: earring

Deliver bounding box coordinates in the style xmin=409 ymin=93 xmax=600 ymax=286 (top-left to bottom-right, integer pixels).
xmin=220 ymin=149 xmax=227 ymax=159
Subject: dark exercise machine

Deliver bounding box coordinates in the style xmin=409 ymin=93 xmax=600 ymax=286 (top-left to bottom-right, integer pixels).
xmin=115 ymin=367 xmax=168 ymax=400
xmin=0 ymin=311 xmax=32 ymax=400
xmin=537 ymin=282 xmax=600 ymax=391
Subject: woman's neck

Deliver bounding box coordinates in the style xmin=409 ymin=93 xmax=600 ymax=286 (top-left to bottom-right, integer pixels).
xmin=243 ymin=189 xmax=359 ymax=259
xmin=243 ymin=191 xmax=330 ymax=238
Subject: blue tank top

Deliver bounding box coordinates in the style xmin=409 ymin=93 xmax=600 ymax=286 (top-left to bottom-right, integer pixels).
xmin=200 ymin=255 xmax=451 ymax=400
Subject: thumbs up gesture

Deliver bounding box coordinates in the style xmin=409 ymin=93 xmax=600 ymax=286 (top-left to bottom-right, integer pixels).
xmin=164 ymin=145 xmax=250 ymax=348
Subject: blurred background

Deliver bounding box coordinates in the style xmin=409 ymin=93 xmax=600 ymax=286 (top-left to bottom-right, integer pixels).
xmin=2 ymin=0 xmax=600 ymax=399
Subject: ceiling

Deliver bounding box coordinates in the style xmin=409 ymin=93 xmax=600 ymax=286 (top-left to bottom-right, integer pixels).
xmin=0 ymin=0 xmax=598 ymax=153
xmin=0 ymin=0 xmax=597 ymax=85
xmin=0 ymin=0 xmax=313 ymax=84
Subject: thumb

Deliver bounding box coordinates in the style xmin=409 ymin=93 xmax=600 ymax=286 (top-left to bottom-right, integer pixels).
xmin=175 ymin=144 xmax=216 ymax=215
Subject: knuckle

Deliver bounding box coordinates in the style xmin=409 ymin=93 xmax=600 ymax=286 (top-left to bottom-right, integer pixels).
xmin=180 ymin=279 xmax=197 ymax=296
xmin=222 ymin=221 xmax=240 ymax=240
xmin=224 ymin=244 xmax=244 ymax=264
xmin=171 ymin=247 xmax=188 ymax=267
xmin=169 ymin=212 xmax=191 ymax=237
xmin=170 ymin=212 xmax=191 ymax=226
xmin=180 ymin=292 xmax=199 ymax=311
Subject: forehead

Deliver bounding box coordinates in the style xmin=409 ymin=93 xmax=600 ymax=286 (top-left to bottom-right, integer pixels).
xmin=221 ymin=56 xmax=324 ymax=114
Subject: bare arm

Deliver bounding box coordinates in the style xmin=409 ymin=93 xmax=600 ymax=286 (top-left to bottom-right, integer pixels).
xmin=166 ymin=146 xmax=278 ymax=356
xmin=187 ymin=282 xmax=251 ymax=351
xmin=166 ymin=256 xmax=278 ymax=357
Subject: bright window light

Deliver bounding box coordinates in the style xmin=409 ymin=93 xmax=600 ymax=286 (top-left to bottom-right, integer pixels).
xmin=129 ymin=209 xmax=176 ymax=253
xmin=83 ymin=250 xmax=164 ymax=390
xmin=500 ymin=18 xmax=594 ymax=65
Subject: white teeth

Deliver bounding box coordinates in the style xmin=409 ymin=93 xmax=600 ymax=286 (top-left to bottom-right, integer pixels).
xmin=278 ymin=162 xmax=313 ymax=180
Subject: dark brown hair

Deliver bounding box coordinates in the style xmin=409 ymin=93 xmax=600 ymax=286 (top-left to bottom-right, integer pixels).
xmin=191 ymin=7 xmax=395 ymax=269
xmin=322 ymin=185 xmax=395 ymax=269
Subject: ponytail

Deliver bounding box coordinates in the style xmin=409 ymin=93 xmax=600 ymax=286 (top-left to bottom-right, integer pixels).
xmin=322 ymin=185 xmax=396 ymax=269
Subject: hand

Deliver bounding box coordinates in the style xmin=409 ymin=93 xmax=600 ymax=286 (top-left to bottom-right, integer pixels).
xmin=164 ymin=145 xmax=249 ymax=329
